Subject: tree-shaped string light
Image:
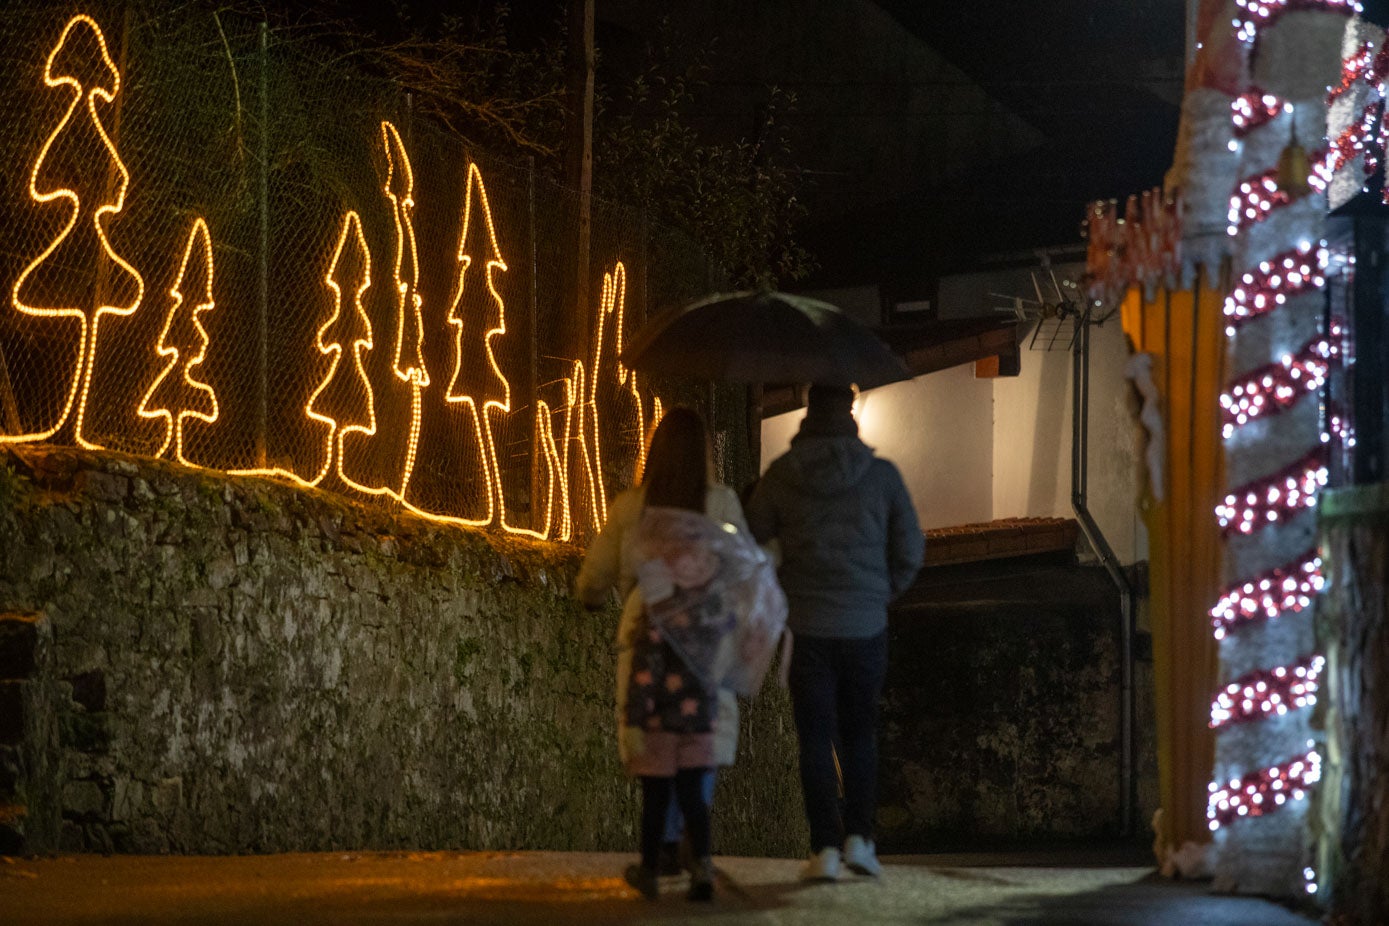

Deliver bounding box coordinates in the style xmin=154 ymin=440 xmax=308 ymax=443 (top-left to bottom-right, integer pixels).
xmin=304 ymin=210 xmax=377 ymax=487
xmin=381 ymin=121 xmax=429 ymax=499
xmin=136 ymin=217 xmax=217 ymax=466
xmin=6 ymin=14 xmax=144 ymax=449
xmin=578 ymin=262 xmax=662 ymax=533
xmin=444 ymin=161 xmax=565 ymax=538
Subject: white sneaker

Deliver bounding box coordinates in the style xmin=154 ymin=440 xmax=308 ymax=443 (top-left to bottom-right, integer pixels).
xmin=843 ymin=835 xmax=882 ymax=877
xmin=801 ymin=846 xmax=841 ymax=881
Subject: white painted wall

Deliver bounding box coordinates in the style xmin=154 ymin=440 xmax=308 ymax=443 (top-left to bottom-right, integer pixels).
xmin=991 ymin=320 xmax=1146 ymax=564
xmin=760 ymin=320 xmax=1148 ymax=563
xmin=760 ymin=363 xmax=994 ymax=530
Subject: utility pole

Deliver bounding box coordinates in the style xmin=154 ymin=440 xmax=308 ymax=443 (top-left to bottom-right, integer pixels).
xmin=565 ymin=0 xmax=595 ymax=532
xmin=565 ymin=0 xmax=594 ymax=357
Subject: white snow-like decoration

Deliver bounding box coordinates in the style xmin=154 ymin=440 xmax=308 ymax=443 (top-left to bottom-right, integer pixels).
xmin=1124 ymin=353 xmax=1165 ymax=502
xmin=1204 ymin=5 xmax=1350 ymax=900
xmin=1171 ymin=89 xmax=1245 ymax=280
xmin=1327 ymin=18 xmax=1386 ymax=208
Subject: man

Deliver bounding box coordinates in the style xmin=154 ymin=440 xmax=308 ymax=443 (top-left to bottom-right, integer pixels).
xmin=746 ymin=383 xmax=923 ymax=880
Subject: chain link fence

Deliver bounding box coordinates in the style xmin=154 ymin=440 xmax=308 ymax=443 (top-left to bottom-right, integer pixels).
xmin=0 ymin=2 xmax=752 ymax=542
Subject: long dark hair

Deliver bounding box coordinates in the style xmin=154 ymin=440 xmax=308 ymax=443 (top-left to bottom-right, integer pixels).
xmin=641 ymin=407 xmax=709 ymax=513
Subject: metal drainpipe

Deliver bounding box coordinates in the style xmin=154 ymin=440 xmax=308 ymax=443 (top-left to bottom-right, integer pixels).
xmin=1070 ymin=313 xmax=1137 ymax=837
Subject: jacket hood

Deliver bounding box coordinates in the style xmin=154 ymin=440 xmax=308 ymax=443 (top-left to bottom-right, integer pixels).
xmin=777 ymin=435 xmax=876 ymax=496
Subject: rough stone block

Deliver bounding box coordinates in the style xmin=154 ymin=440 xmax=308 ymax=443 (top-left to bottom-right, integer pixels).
xmin=0 ymin=744 xmax=19 ymax=795
xmin=59 ymin=819 xmax=84 ymax=852
xmin=84 ymin=822 xmax=115 ymax=854
xmin=0 ymin=804 xmax=25 ymax=855
xmin=153 ymin=777 xmax=183 ymax=817
xmin=62 ymin=780 xmax=107 ymax=820
xmin=77 ymin=470 xmax=129 ymax=503
xmin=60 ymin=712 xmax=111 ymax=754
xmin=0 ymin=613 xmax=40 ymax=679
xmin=0 ymin=681 xmax=24 ymax=745
xmin=66 ymin=670 xmax=105 ymax=712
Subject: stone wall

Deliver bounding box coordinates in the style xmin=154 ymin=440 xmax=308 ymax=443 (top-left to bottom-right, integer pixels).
xmin=880 ymin=555 xmax=1158 ymax=850
xmin=0 ymin=445 xmax=806 ymax=856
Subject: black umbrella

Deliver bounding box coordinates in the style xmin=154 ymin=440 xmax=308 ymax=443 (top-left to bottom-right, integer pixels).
xmin=620 ymin=290 xmax=911 ymax=388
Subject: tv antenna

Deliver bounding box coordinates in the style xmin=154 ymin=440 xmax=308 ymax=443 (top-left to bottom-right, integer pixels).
xmin=990 ymin=258 xmax=1090 ymax=351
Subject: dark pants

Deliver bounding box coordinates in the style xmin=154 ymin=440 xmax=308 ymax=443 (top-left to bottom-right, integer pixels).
xmin=789 ymin=630 xmax=888 ymax=853
xmin=640 ymin=768 xmax=712 ymax=870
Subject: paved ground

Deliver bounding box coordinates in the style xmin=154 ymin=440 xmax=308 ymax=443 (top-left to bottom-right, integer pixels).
xmin=0 ymin=850 xmax=1316 ymax=925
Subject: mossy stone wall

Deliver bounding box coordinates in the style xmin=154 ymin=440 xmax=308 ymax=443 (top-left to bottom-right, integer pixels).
xmin=0 ymin=445 xmax=805 ymax=856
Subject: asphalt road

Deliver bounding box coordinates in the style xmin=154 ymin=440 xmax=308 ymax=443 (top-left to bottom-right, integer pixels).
xmin=0 ymin=850 xmax=1316 ymax=925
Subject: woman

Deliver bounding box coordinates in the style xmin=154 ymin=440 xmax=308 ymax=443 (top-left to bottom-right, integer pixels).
xmin=575 ymin=407 xmax=747 ymax=902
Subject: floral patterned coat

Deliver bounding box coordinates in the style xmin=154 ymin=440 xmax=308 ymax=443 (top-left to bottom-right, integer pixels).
xmin=575 ymin=484 xmax=748 ymax=770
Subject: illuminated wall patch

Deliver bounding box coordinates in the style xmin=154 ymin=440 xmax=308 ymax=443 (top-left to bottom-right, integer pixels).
xmin=136 ymin=217 xmax=217 ymax=466
xmin=6 ymin=13 xmax=145 ymax=448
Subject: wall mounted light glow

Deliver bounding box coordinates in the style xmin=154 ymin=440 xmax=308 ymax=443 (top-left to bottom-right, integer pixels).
xmin=137 ymin=217 xmax=217 ymax=466
xmin=5 ymin=13 xmax=145 ymax=449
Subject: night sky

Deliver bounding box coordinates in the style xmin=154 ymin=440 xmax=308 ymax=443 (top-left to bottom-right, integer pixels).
xmin=805 ymin=0 xmax=1186 ymax=290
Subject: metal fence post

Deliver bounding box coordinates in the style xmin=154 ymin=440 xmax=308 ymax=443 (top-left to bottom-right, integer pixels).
xmin=528 ymin=156 xmax=541 ymax=527
xmin=255 ymin=21 xmax=269 ymax=467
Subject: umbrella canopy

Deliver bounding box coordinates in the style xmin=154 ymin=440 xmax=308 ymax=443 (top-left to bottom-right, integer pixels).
xmin=620 ymin=290 xmax=911 ymax=389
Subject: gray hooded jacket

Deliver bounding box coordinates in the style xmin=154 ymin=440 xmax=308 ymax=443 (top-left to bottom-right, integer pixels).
xmin=746 ymin=435 xmax=924 ymax=638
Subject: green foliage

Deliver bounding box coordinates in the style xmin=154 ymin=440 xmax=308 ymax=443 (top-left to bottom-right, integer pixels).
xmin=0 ymin=458 xmax=28 ymax=511
xmin=593 ymin=30 xmax=814 ymax=288
xmin=264 ymin=1 xmax=815 ymax=288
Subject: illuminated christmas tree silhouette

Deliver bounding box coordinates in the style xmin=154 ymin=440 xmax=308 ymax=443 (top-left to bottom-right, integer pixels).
xmin=7 ymin=14 xmax=144 ymax=448
xmin=445 ymin=162 xmax=557 ymax=535
xmin=304 ymin=211 xmax=376 ymax=486
xmin=137 ymin=218 xmax=217 ymax=465
xmin=381 ymin=121 xmax=429 ymax=498
xmin=579 ymin=263 xmax=661 ymax=533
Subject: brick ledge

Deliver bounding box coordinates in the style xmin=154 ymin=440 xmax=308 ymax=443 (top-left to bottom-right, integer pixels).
xmin=924 ymin=517 xmax=1079 ymax=567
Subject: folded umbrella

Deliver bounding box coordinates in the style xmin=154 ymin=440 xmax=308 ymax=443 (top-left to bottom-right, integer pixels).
xmin=620 ymin=290 xmax=910 ymax=389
